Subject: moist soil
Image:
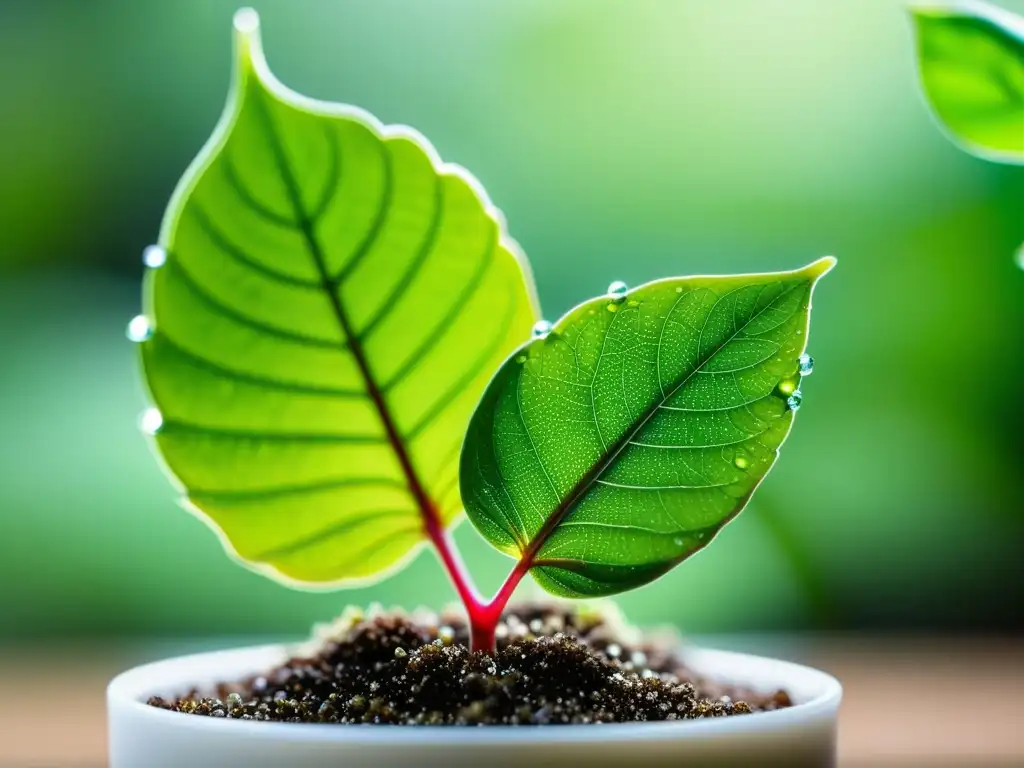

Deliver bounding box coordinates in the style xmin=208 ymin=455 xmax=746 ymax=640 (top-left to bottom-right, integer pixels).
xmin=149 ymin=603 xmax=791 ymax=725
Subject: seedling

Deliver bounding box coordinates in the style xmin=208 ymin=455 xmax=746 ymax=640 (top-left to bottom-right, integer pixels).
xmin=134 ymin=10 xmax=833 ymax=653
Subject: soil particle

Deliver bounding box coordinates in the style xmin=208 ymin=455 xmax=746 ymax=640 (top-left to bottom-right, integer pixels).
xmin=148 ymin=603 xmax=791 ymax=725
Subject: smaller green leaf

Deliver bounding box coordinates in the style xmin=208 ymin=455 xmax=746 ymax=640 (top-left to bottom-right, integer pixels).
xmin=911 ymin=0 xmax=1024 ymax=162
xmin=460 ymin=258 xmax=834 ymax=599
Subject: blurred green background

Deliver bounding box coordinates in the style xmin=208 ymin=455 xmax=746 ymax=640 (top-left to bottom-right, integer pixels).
xmin=1 ymin=0 xmax=1021 ymax=641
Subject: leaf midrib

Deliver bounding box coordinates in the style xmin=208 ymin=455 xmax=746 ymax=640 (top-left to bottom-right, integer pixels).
xmin=516 ymin=282 xmax=801 ymax=569
xmin=251 ymin=88 xmax=440 ymax=532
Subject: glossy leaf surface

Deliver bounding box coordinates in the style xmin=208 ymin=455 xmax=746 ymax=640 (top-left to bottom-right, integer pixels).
xmin=139 ymin=11 xmax=537 ymax=585
xmin=461 ymin=259 xmax=833 ymax=598
xmin=912 ymin=1 xmax=1024 ymax=161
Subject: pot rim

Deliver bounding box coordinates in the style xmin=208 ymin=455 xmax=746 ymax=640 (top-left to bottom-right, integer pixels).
xmin=108 ymin=643 xmax=841 ymax=744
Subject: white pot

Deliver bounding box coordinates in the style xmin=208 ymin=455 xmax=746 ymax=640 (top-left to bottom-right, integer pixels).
xmin=108 ymin=644 xmax=841 ymax=767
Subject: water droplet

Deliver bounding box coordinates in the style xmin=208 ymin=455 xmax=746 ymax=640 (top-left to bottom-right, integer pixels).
xmin=438 ymin=626 xmax=455 ymax=645
xmin=515 ymin=354 xmax=527 ymax=364
xmin=606 ymin=303 xmax=618 ymax=313
xmin=778 ymin=377 xmax=798 ymax=396
xmin=673 ymin=537 xmax=684 ymax=547
xmin=798 ymin=353 xmax=814 ymax=375
xmin=787 ymin=390 xmax=803 ymax=411
xmin=1016 ymin=245 xmax=1024 ymax=271
xmin=734 ymin=455 xmax=750 ymax=470
xmin=126 ymin=315 xmax=153 ymax=342
xmin=233 ymin=7 xmax=260 ymax=33
xmin=531 ymin=320 xmax=552 ymax=339
xmin=394 ymin=646 xmax=407 ymax=658
xmin=675 ymin=286 xmax=683 ymax=293
xmin=605 ymin=643 xmax=622 ymax=658
xmin=139 ymin=408 xmax=163 ymax=435
xmin=607 ymin=280 xmax=628 ymax=299
xmin=142 ymin=245 xmax=166 ymax=268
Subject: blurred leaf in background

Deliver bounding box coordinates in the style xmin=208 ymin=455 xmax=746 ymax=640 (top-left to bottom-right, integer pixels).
xmin=911 ymin=0 xmax=1024 ymax=162
xmin=1 ymin=0 xmax=1022 ymax=640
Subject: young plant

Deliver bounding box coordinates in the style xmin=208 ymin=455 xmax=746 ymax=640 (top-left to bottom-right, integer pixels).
xmin=134 ymin=10 xmax=833 ymax=653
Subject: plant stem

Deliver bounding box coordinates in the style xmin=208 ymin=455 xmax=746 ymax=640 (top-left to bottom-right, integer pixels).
xmin=423 ymin=510 xmax=483 ymax=619
xmin=467 ymin=558 xmax=531 ymax=653
xmin=423 ymin=513 xmax=531 ymax=653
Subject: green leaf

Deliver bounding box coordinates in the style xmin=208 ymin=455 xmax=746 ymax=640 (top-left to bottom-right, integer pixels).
xmin=138 ymin=10 xmax=537 ymax=586
xmin=911 ymin=1 xmax=1024 ymax=162
xmin=460 ymin=258 xmax=834 ymax=598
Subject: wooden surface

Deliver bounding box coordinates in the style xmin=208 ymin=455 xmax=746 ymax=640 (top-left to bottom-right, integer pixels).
xmin=1 ymin=636 xmax=1021 ymax=766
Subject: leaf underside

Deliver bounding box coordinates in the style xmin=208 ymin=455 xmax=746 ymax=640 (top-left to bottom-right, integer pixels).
xmin=140 ymin=19 xmax=536 ymax=585
xmin=460 ymin=259 xmax=833 ymax=598
xmin=913 ymin=2 xmax=1024 ymax=160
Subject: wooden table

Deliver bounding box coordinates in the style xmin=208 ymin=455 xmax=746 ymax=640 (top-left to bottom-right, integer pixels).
xmin=1 ymin=636 xmax=1021 ymax=766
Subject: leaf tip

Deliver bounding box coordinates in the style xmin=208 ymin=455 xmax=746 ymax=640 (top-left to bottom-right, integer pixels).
xmin=232 ymin=7 xmax=263 ymax=75
xmin=799 ymin=256 xmax=837 ymax=281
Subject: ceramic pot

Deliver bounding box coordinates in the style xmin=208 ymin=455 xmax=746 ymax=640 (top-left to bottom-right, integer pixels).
xmin=108 ymin=644 xmax=841 ymax=767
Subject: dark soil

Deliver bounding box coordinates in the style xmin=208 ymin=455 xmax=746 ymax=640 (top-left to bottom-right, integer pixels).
xmin=148 ymin=603 xmax=791 ymax=725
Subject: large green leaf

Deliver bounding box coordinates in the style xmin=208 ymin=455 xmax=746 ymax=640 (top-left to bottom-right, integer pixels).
xmin=136 ymin=10 xmax=537 ymax=586
xmin=460 ymin=258 xmax=834 ymax=598
xmin=911 ymin=1 xmax=1024 ymax=162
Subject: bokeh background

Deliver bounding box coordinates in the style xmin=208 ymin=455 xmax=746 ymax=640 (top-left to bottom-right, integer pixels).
xmin=1 ymin=0 xmax=1022 ymax=647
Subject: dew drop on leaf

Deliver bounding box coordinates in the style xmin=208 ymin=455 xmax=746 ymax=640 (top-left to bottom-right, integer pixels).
xmin=798 ymin=353 xmax=814 ymax=375
xmin=515 ymin=355 xmax=527 ymax=364
xmin=786 ymin=390 xmax=803 ymax=412
xmin=606 ymin=303 xmax=618 ymax=313
xmin=734 ymin=454 xmax=749 ymax=470
xmin=126 ymin=315 xmax=152 ymax=342
xmin=778 ymin=377 xmax=798 ymax=396
xmin=607 ymin=280 xmax=628 ymax=299
xmin=139 ymin=408 xmax=164 ymax=435
xmin=142 ymin=245 xmax=167 ymax=268
xmin=673 ymin=537 xmax=684 ymax=547
xmin=531 ymin=320 xmax=552 ymax=339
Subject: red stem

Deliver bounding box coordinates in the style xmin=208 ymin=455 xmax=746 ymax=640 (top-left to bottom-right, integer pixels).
xmin=423 ymin=510 xmax=482 ymax=615
xmin=424 ymin=511 xmax=530 ymax=653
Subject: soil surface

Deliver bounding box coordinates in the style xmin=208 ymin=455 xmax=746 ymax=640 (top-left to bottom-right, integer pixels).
xmin=148 ymin=603 xmax=791 ymax=725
